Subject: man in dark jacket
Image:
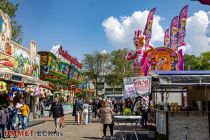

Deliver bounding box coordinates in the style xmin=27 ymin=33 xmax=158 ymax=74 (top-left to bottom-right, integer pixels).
xmin=50 ymin=98 xmax=64 ymax=132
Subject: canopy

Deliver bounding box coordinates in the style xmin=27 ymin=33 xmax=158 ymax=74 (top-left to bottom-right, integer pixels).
xmin=151 ymin=70 xmax=210 ymax=86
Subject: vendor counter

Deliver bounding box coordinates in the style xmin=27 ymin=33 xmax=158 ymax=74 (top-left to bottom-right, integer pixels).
xmin=156 ymin=110 xmax=210 ymax=140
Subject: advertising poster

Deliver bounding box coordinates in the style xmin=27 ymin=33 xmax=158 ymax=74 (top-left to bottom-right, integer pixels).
xmin=123 ymin=76 xmax=151 ymax=97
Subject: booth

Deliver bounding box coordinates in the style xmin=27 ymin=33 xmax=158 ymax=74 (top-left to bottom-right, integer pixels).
xmin=151 ymin=70 xmax=210 ymax=140
xmin=0 ymin=10 xmax=51 ymax=119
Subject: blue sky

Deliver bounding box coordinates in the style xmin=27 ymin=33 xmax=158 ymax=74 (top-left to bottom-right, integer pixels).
xmin=14 ymin=0 xmax=210 ymax=60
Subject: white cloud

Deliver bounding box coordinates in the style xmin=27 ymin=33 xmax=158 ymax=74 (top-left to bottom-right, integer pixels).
xmin=185 ymin=10 xmax=210 ymax=56
xmin=102 ymin=10 xmax=210 ymax=56
xmin=100 ymin=50 xmax=108 ymax=54
xmin=102 ymin=10 xmax=164 ymax=49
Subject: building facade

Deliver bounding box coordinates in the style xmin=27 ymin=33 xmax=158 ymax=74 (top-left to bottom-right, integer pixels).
xmin=96 ymin=75 xmax=123 ymax=99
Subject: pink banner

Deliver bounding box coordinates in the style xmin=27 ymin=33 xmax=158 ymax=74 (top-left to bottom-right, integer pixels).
xmin=178 ymin=5 xmax=188 ymax=47
xmin=170 ymin=16 xmax=179 ymax=51
xmin=164 ymin=29 xmax=170 ymax=47
xmin=143 ymin=8 xmax=156 ymax=49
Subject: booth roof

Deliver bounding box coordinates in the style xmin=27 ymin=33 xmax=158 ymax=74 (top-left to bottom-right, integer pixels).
xmin=151 ymin=70 xmax=210 ymax=76
xmin=151 ymin=70 xmax=210 ymax=86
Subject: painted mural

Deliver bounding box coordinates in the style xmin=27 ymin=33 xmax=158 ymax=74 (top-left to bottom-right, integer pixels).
xmin=0 ymin=10 xmax=40 ymax=79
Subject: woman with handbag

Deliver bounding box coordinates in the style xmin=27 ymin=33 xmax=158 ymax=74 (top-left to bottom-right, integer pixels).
xmin=97 ymin=101 xmax=115 ymax=140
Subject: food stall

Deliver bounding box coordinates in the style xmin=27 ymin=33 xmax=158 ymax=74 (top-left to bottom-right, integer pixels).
xmin=151 ymin=70 xmax=210 ymax=140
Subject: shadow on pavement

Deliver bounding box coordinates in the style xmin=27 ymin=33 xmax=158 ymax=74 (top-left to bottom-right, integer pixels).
xmin=82 ymin=136 xmax=101 ymax=139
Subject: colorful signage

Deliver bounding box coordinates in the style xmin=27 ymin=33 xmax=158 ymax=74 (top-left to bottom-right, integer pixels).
xmin=58 ymin=46 xmax=82 ymax=69
xmin=123 ymin=76 xmax=151 ymax=97
xmin=39 ymin=50 xmax=81 ymax=84
xmin=133 ymin=77 xmax=151 ymax=95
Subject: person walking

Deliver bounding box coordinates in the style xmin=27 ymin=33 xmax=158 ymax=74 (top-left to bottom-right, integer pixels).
xmin=7 ymin=102 xmax=17 ymax=132
xmin=72 ymin=99 xmax=77 ymax=122
xmin=76 ymin=99 xmax=83 ymax=125
xmin=15 ymin=100 xmax=23 ymax=128
xmin=39 ymin=99 xmax=45 ymax=118
xmin=88 ymin=101 xmax=93 ymax=123
xmin=20 ymin=100 xmax=30 ymax=130
xmin=97 ymin=101 xmax=115 ymax=140
xmin=50 ymin=98 xmax=64 ymax=132
xmin=0 ymin=105 xmax=7 ymax=140
xmin=140 ymin=106 xmax=150 ymax=128
xmin=83 ymin=101 xmax=89 ymax=125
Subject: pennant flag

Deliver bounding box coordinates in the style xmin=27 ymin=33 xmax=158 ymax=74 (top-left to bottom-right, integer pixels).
xmin=178 ymin=5 xmax=188 ymax=47
xmin=194 ymin=0 xmax=210 ymax=6
xmin=143 ymin=8 xmax=156 ymax=49
xmin=170 ymin=16 xmax=179 ymax=51
xmin=164 ymin=29 xmax=170 ymax=47
xmin=0 ymin=17 xmax=2 ymax=33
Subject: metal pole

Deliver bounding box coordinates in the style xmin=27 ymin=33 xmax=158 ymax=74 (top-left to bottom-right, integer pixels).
xmin=205 ymin=85 xmax=208 ymax=111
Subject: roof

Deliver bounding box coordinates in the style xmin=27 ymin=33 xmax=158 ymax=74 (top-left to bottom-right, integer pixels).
xmin=151 ymin=70 xmax=210 ymax=76
xmin=151 ymin=70 xmax=210 ymax=86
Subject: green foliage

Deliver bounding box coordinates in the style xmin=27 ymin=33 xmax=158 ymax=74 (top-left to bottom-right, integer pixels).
xmin=123 ymin=108 xmax=132 ymax=116
xmin=107 ymin=49 xmax=132 ymax=86
xmin=0 ymin=0 xmax=23 ymax=43
xmin=184 ymin=51 xmax=210 ymax=70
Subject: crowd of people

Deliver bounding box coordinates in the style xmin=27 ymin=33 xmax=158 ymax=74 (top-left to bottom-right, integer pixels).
xmin=71 ymin=97 xmax=150 ymax=139
xmin=0 ymin=99 xmax=30 ymax=139
xmin=0 ymin=96 xmax=150 ymax=140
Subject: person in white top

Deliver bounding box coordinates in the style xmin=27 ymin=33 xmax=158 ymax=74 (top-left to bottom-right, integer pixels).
xmin=15 ymin=100 xmax=23 ymax=127
xmin=82 ymin=101 xmax=89 ymax=125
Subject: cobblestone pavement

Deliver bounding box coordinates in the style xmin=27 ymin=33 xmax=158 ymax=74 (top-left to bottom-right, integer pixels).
xmin=7 ymin=114 xmax=108 ymax=140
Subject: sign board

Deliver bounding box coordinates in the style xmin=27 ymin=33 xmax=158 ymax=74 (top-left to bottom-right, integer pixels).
xmin=124 ymin=76 xmax=151 ymax=97
xmin=124 ymin=84 xmax=136 ymax=97
xmin=133 ymin=76 xmax=151 ymax=95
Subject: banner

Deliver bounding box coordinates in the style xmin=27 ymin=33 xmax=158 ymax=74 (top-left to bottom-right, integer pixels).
xmin=124 ymin=84 xmax=136 ymax=97
xmin=164 ymin=29 xmax=170 ymax=47
xmin=170 ymin=16 xmax=179 ymax=51
xmin=143 ymin=8 xmax=156 ymax=49
xmin=0 ymin=17 xmax=2 ymax=32
xmin=178 ymin=5 xmax=188 ymax=47
xmin=133 ymin=77 xmax=151 ymax=95
xmin=124 ymin=76 xmax=151 ymax=97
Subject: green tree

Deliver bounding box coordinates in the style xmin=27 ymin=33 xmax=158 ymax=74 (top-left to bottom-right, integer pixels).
xmin=0 ymin=0 xmax=23 ymax=43
xmin=199 ymin=51 xmax=210 ymax=70
xmin=184 ymin=52 xmax=210 ymax=70
xmin=184 ymin=54 xmax=200 ymax=70
xmin=108 ymin=49 xmax=132 ymax=86
xmin=82 ymin=51 xmax=112 ymax=96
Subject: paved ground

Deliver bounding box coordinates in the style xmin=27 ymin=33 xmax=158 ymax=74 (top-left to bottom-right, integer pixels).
xmin=6 ymin=114 xmax=155 ymax=140
xmin=7 ymin=114 xmax=108 ymax=140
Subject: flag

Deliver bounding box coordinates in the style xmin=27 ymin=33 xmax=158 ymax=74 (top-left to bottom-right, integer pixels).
xmin=164 ymin=29 xmax=170 ymax=47
xmin=0 ymin=17 xmax=2 ymax=32
xmin=170 ymin=16 xmax=179 ymax=51
xmin=197 ymin=0 xmax=210 ymax=6
xmin=178 ymin=5 xmax=188 ymax=47
xmin=143 ymin=8 xmax=156 ymax=49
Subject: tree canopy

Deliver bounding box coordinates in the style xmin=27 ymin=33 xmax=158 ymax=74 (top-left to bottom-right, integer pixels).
xmin=184 ymin=51 xmax=210 ymax=70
